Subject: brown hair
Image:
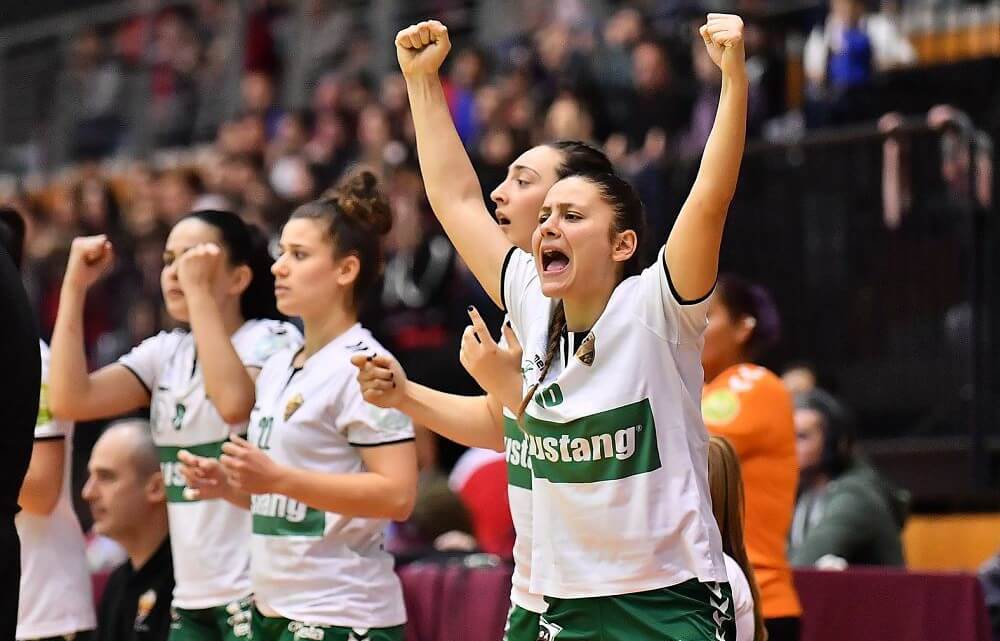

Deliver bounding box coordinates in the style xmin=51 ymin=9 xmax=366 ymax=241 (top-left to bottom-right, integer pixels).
xmin=708 ymin=436 xmax=767 ymax=641
xmin=289 ymin=169 xmax=392 ymax=309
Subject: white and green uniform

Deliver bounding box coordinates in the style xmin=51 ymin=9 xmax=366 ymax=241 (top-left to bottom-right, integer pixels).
xmin=499 ymin=316 xmax=549 ymax=618
xmin=119 ymin=319 xmax=301 ymax=610
xmin=248 ymin=323 xmax=413 ymax=630
xmin=16 ymin=341 xmax=96 ymax=640
xmin=502 ymin=247 xmax=732 ymax=640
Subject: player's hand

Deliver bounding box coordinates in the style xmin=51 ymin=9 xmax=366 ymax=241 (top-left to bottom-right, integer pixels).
xmin=352 ymin=352 xmax=408 ymax=409
xmin=176 ymin=243 xmax=223 ymax=295
xmin=64 ymin=235 xmax=114 ymax=290
xmin=220 ymin=433 xmax=287 ymax=495
xmin=699 ymin=14 xmax=745 ymax=78
xmin=396 ymin=20 xmax=451 ymax=77
xmin=459 ymin=306 xmax=522 ymax=398
xmin=177 ymin=449 xmax=230 ymax=501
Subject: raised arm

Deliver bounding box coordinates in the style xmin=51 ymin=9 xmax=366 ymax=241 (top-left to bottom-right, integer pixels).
xmin=49 ymin=236 xmax=149 ymax=420
xmin=176 ymin=243 xmax=257 ymax=424
xmin=352 ymin=353 xmax=505 ymax=451
xmin=397 ymin=20 xmax=513 ymax=307
xmin=665 ymin=14 xmax=748 ymax=301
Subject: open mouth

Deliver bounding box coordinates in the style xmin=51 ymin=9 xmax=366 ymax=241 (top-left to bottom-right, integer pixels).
xmin=496 ymin=212 xmax=511 ymax=226
xmin=541 ymin=248 xmax=570 ymax=274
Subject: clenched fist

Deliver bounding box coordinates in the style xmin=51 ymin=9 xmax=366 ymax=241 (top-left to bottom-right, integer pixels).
xmin=64 ymin=235 xmax=114 ymax=290
xmin=395 ymin=20 xmax=451 ymax=77
xmin=699 ymin=14 xmax=746 ymax=78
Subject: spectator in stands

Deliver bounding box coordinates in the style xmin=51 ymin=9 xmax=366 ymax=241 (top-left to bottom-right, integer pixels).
xmin=83 ymin=420 xmax=172 ymax=641
xmin=789 ymin=389 xmax=906 ymax=568
xmin=701 ymin=275 xmax=802 ymax=641
xmin=148 ymin=10 xmax=201 ymax=147
xmin=5 ymin=209 xmax=96 ymax=641
xmin=781 ymin=362 xmax=818 ymax=396
xmin=154 ymin=168 xmax=205 ymax=225
xmin=619 ymin=40 xmax=691 ymax=154
xmin=54 ymin=28 xmax=124 ymax=161
xmin=804 ymin=0 xmax=916 ymax=126
xmin=281 ymin=0 xmax=355 ymax=108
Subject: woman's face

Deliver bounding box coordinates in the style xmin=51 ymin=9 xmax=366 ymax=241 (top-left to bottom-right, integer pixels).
xmin=701 ymin=297 xmax=752 ymax=382
xmin=531 ymin=175 xmax=634 ymax=302
xmin=271 ymin=218 xmax=356 ymax=320
xmin=160 ymin=218 xmax=239 ymax=322
xmin=795 ymin=407 xmax=826 ymax=474
xmin=489 ymin=145 xmax=563 ymax=252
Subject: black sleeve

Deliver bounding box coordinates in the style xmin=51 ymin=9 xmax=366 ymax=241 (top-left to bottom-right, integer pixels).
xmin=0 ymin=246 xmax=39 ymax=515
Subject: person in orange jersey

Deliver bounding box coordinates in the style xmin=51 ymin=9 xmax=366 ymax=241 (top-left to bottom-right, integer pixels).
xmin=701 ymin=274 xmax=801 ymax=641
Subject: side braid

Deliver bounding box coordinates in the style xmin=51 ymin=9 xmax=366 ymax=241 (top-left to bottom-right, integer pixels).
xmin=517 ymin=301 xmax=566 ymax=420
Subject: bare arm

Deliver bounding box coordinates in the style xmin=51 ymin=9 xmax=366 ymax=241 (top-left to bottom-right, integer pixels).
xmin=665 ymin=14 xmax=748 ymax=301
xmin=178 ymin=244 xmax=256 ymax=424
xmin=18 ymin=439 xmax=65 ymax=515
xmin=49 ymin=236 xmax=149 ymax=420
xmin=353 ymin=353 xmax=505 ymax=451
xmin=398 ymin=21 xmax=513 ymax=307
xmin=220 ymin=435 xmax=418 ymax=522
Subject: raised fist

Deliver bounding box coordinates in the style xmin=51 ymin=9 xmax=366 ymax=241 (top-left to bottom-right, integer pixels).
xmin=65 ymin=235 xmax=114 ymax=290
xmin=699 ymin=13 xmax=746 ymax=77
xmin=396 ymin=20 xmax=451 ymax=77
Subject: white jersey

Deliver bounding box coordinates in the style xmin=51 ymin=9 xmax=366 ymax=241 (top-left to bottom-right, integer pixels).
xmin=119 ymin=319 xmax=301 ymax=609
xmin=502 ymin=247 xmax=727 ymax=599
xmin=497 ymin=315 xmax=548 ymax=615
xmin=725 ymin=554 xmax=756 ymax=641
xmin=16 ymin=341 xmax=96 ymax=639
xmin=249 ymin=323 xmax=413 ymax=628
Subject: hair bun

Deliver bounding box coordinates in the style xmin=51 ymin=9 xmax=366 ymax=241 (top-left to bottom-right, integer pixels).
xmin=327 ymin=170 xmax=392 ymax=236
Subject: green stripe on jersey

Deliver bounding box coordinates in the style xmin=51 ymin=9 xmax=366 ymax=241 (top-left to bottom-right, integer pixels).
xmin=251 ymin=493 xmax=325 ymax=536
xmin=504 ymin=416 xmax=533 ymax=490
xmin=522 ymin=399 xmax=661 ymax=484
xmin=159 ymin=440 xmax=226 ymax=503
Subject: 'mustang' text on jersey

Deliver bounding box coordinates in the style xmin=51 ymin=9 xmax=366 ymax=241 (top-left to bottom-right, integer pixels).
xmin=502 ymin=247 xmax=727 ymax=599
xmin=118 ymin=319 xmax=301 ymax=609
xmin=248 ymin=323 xmax=413 ymax=628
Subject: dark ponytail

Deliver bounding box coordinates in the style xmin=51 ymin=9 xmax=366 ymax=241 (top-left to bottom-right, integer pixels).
xmin=548 ymin=140 xmax=615 ymax=179
xmin=183 ymin=210 xmax=281 ymax=320
xmin=289 ymin=169 xmax=392 ymax=310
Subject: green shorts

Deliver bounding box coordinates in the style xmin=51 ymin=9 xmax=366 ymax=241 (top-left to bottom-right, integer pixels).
xmin=251 ymin=608 xmax=404 ymax=641
xmin=503 ymin=603 xmax=542 ymax=641
xmin=538 ymin=580 xmax=735 ymax=641
xmin=169 ymin=596 xmax=253 ymax=641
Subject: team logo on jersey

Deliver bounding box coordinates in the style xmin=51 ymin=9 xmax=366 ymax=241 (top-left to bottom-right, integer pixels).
xmin=134 ymin=589 xmax=157 ymax=631
xmin=252 ymin=493 xmax=325 ymax=536
xmin=172 ymin=403 xmax=187 ymax=430
xmin=702 ymin=389 xmax=741 ymax=426
xmin=575 ymin=331 xmax=596 ymax=366
xmin=537 ymin=617 xmax=563 ymax=640
xmin=345 ymin=341 xmax=369 ymax=353
xmin=285 ymin=393 xmax=305 ymax=420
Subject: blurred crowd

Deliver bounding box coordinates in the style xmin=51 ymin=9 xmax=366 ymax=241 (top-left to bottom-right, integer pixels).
xmin=3 ymin=0 xmax=943 ymax=384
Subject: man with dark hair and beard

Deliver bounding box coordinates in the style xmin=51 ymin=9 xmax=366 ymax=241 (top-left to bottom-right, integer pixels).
xmin=0 ymin=205 xmax=41 ymax=638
